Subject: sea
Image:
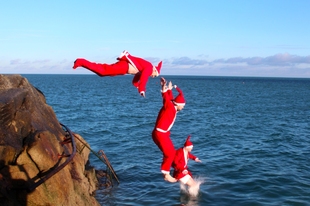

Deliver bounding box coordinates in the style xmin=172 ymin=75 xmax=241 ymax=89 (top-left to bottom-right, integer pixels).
xmin=23 ymin=74 xmax=310 ymax=206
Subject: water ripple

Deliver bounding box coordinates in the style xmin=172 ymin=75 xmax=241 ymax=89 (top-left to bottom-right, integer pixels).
xmin=24 ymin=75 xmax=310 ymax=205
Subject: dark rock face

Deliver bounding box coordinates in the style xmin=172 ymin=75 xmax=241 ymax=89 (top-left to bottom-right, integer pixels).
xmin=0 ymin=74 xmax=100 ymax=206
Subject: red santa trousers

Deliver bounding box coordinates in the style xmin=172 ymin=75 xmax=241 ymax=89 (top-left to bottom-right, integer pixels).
xmin=73 ymin=58 xmax=128 ymax=77
xmin=152 ymin=130 xmax=176 ymax=174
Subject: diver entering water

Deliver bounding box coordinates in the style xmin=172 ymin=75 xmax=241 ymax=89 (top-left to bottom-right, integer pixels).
xmin=172 ymin=135 xmax=202 ymax=188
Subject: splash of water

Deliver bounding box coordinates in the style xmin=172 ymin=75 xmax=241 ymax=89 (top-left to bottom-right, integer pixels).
xmin=179 ymin=176 xmax=206 ymax=197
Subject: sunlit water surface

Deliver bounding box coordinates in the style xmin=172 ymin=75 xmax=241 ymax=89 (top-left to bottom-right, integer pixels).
xmin=24 ymin=74 xmax=310 ymax=206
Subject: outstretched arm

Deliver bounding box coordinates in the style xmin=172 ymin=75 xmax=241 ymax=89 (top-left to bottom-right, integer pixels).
xmin=161 ymin=77 xmax=174 ymax=91
xmin=189 ymin=153 xmax=202 ymax=163
xmin=161 ymin=77 xmax=167 ymax=91
xmin=138 ymin=66 xmax=153 ymax=97
xmin=161 ymin=77 xmax=175 ymax=107
xmin=168 ymin=81 xmax=173 ymax=90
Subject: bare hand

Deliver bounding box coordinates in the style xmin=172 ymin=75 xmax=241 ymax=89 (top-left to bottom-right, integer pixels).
xmin=195 ymin=158 xmax=202 ymax=163
xmin=141 ymin=93 xmax=145 ymax=98
xmin=168 ymin=81 xmax=173 ymax=90
xmin=160 ymin=77 xmax=167 ymax=86
xmin=182 ymin=170 xmax=188 ymax=175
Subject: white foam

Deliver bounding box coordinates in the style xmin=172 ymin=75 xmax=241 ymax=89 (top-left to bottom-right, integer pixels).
xmin=179 ymin=182 xmax=187 ymax=193
xmin=188 ymin=177 xmax=204 ymax=196
xmin=179 ymin=176 xmax=206 ymax=197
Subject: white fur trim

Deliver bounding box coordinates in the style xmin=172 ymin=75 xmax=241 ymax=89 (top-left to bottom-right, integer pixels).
xmin=125 ymin=55 xmax=138 ymax=71
xmin=161 ymin=170 xmax=170 ymax=174
xmin=161 ymin=88 xmax=168 ymax=93
xmin=140 ymin=91 xmax=145 ymax=94
xmin=167 ymin=112 xmax=176 ymax=131
xmin=119 ymin=50 xmax=139 ymax=71
xmin=156 ymin=111 xmax=176 ymax=132
xmin=156 ymin=128 xmax=168 ymax=133
xmin=183 ymin=148 xmax=188 ymax=165
xmin=173 ymin=101 xmax=185 ymax=106
xmin=118 ymin=50 xmax=127 ymax=58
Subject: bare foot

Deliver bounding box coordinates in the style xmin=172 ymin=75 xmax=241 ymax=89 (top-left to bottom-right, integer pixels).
xmin=163 ymin=174 xmax=177 ymax=183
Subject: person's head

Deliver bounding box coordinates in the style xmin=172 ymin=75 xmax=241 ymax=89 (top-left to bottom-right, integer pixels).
xmin=150 ymin=61 xmax=162 ymax=78
xmin=184 ymin=135 xmax=193 ymax=152
xmin=175 ymin=104 xmax=184 ymax=111
xmin=173 ymin=86 xmax=185 ymax=111
xmin=185 ymin=145 xmax=193 ymax=152
xmin=151 ymin=67 xmax=159 ymax=78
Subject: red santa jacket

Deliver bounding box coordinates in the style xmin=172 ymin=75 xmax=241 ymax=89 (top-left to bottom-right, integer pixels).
xmin=154 ymin=89 xmax=178 ymax=133
xmin=117 ymin=52 xmax=154 ymax=95
xmin=172 ymin=147 xmax=197 ymax=179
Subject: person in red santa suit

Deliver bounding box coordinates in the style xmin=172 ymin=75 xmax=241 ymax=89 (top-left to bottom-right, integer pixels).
xmin=152 ymin=77 xmax=186 ymax=183
xmin=172 ymin=135 xmax=202 ymax=187
xmin=73 ymin=50 xmax=162 ymax=98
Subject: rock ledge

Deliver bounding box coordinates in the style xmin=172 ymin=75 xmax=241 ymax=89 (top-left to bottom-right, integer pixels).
xmin=0 ymin=74 xmax=100 ymax=206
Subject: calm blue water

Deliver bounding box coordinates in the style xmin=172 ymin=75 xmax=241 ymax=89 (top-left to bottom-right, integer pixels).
xmin=23 ymin=74 xmax=310 ymax=206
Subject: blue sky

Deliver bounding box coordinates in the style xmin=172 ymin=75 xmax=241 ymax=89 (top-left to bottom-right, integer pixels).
xmin=1 ymin=0 xmax=309 ymax=77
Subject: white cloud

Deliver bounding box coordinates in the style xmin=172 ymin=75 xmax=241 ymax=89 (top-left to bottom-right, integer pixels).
xmin=171 ymin=57 xmax=209 ymax=65
xmin=2 ymin=53 xmax=310 ymax=77
xmin=213 ymin=53 xmax=310 ymax=66
xmin=160 ymin=53 xmax=310 ymax=77
xmin=2 ymin=59 xmax=73 ymax=74
xmin=10 ymin=59 xmax=51 ymax=65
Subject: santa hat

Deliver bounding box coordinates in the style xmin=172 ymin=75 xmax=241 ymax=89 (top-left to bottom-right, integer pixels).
xmin=173 ymin=86 xmax=185 ymax=106
xmin=155 ymin=61 xmax=162 ymax=74
xmin=184 ymin=135 xmax=193 ymax=148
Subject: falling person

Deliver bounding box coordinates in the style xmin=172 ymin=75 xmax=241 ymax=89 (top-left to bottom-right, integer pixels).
xmin=152 ymin=77 xmax=186 ymax=183
xmin=73 ymin=50 xmax=162 ymax=97
xmin=172 ymin=135 xmax=202 ymax=192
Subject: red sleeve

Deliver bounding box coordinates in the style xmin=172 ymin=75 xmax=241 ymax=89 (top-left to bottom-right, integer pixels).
xmin=188 ymin=152 xmax=197 ymax=161
xmin=162 ymin=89 xmax=173 ymax=108
xmin=132 ymin=74 xmax=140 ymax=88
xmin=137 ymin=66 xmax=153 ymax=94
xmin=167 ymin=89 xmax=174 ymax=101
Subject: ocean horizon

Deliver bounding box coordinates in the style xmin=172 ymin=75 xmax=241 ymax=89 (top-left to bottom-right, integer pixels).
xmin=10 ymin=73 xmax=310 ymax=79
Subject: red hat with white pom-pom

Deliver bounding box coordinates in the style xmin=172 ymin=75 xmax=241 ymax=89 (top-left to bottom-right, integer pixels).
xmin=155 ymin=61 xmax=162 ymax=74
xmin=184 ymin=135 xmax=193 ymax=148
xmin=173 ymin=86 xmax=185 ymax=106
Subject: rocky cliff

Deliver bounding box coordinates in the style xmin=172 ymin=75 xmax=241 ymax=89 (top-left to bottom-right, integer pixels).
xmin=0 ymin=74 xmax=100 ymax=206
